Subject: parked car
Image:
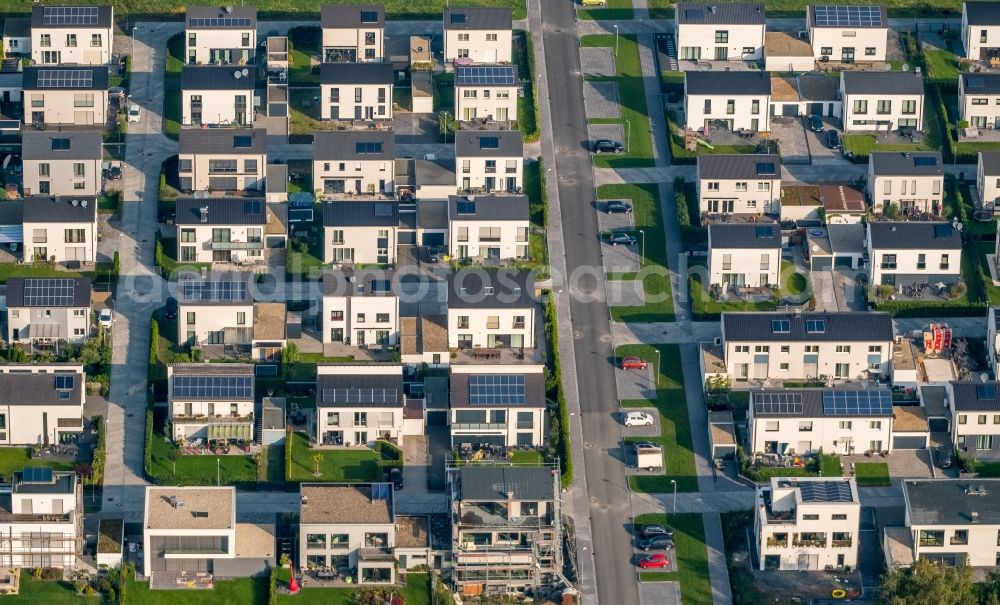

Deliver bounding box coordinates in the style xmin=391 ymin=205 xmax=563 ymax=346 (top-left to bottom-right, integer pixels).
xmin=581 ymin=0 xmax=607 ymax=5
xmin=826 ymin=130 xmax=841 ymax=149
xmin=637 ymin=554 xmax=670 ymax=569
xmin=621 ymin=356 xmax=648 ymax=370
xmin=389 ymin=467 xmax=404 ymax=490
xmin=605 ymin=200 xmax=633 ymax=214
xmin=162 ymin=297 xmax=178 ymax=320
xmin=935 ymin=446 xmax=953 ymax=469
xmin=99 ymin=308 xmax=113 ymax=328
xmin=592 ymin=139 xmax=624 ymax=154
xmin=623 ymin=411 xmax=655 ymax=427
xmin=638 ymin=535 xmax=675 ymax=551
xmin=127 ymin=105 xmax=142 ymax=123
xmin=607 ymin=232 xmax=636 ymax=246
xmin=633 ymin=441 xmax=657 ymax=450
xmin=639 ymin=524 xmax=675 ymax=539
xmin=809 ymin=115 xmax=823 ymax=132
xmin=105 ymin=165 xmax=122 ymax=181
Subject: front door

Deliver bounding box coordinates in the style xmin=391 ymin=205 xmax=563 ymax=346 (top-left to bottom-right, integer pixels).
xmin=715 ymin=47 xmax=728 ymax=60
xmin=842 ymin=47 xmax=855 ymax=62
xmin=356 ymin=331 xmax=366 ymax=346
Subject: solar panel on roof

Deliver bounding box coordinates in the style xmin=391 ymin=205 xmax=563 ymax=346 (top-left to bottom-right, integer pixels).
xmin=372 ymin=483 xmax=390 ymax=500
xmin=173 ymin=374 xmax=253 ymax=399
xmin=813 ymin=5 xmax=883 ymax=28
xmin=36 ymin=69 xmax=94 ymax=89
xmin=469 ymin=374 xmax=526 ymax=406
xmin=42 ymin=6 xmax=99 ymax=26
xmin=181 ymin=280 xmax=247 ymax=302
xmin=322 ymin=388 xmax=398 ymax=404
xmin=374 ymin=203 xmax=394 ymax=217
xmin=684 ymin=8 xmax=705 ymax=20
xmin=244 ymin=200 xmax=262 ymax=215
xmin=22 ymin=278 xmax=77 ymax=307
xmin=821 ymin=390 xmax=892 ymax=416
xmin=189 ymin=17 xmax=252 ymax=27
xmin=22 ymin=467 xmax=53 ymax=484
xmin=360 ymin=10 xmax=379 ymax=23
xmin=978 ymin=384 xmax=998 ymax=399
xmin=968 ymin=76 xmax=986 ymax=89
xmin=799 ymin=481 xmax=854 ymax=503
xmin=456 ymin=66 xmax=517 ymax=86
xmin=914 ymin=156 xmax=938 ymax=167
xmin=753 ymin=392 xmax=803 ymax=415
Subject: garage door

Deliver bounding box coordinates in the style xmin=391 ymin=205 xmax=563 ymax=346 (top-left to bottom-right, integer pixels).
xmin=426 ymin=411 xmax=447 ymax=426
xmin=782 ymin=104 xmax=798 ymax=117
xmin=422 ymin=232 xmax=445 ymax=246
xmin=834 ymin=255 xmax=854 ymax=269
xmin=397 ymin=231 xmax=416 ymax=245
xmin=893 ymin=435 xmax=928 ymax=449
xmin=811 ymin=256 xmax=832 ymax=271
xmin=807 ymin=102 xmax=824 ymax=116
xmin=928 ymin=418 xmax=949 ymax=432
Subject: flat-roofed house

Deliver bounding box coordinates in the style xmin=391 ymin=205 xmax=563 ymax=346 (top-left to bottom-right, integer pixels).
xmin=454 ymin=64 xmax=519 ymax=124
xmin=167 ymin=364 xmax=255 ymax=443
xmin=455 ymin=130 xmax=523 ymax=194
xmin=6 ymin=277 xmax=92 ymax=346
xmin=0 ymin=468 xmax=81 ymax=568
xmin=321 ymin=200 xmax=398 ymax=265
xmin=0 ymin=364 xmax=86 ymax=445
xmin=315 ymin=364 xmax=405 ymax=446
xmin=448 ymin=194 xmax=529 ymax=261
xmin=22 ymin=195 xmax=98 ymax=263
xmin=675 ymin=2 xmax=766 ymax=62
xmin=177 ymin=128 xmax=267 ymax=193
xmin=443 ymin=7 xmax=513 ymax=64
xmin=181 ymin=65 xmax=254 ymax=126
xmin=698 ymin=154 xmax=781 ymax=217
xmin=866 ymin=221 xmax=962 ymax=288
xmin=321 ymin=269 xmax=400 ymax=347
xmin=313 ymin=130 xmax=395 ymax=198
xmin=23 ymin=66 xmax=108 ymax=127
xmin=807 ymin=5 xmax=888 ymax=62
xmin=448 ymin=364 xmax=546 ymax=447
xmin=963 ymin=1 xmax=1000 ymax=62
xmin=867 ymin=151 xmax=944 ymax=216
xmin=707 ymin=223 xmax=782 ymax=288
xmin=30 ymin=5 xmax=113 ymax=66
xmin=185 ymin=6 xmax=257 ymax=65
xmin=840 ymin=71 xmax=924 ymax=132
xmin=321 ymin=4 xmax=386 ymax=63
xmin=959 ymin=73 xmax=1000 ymax=129
xmin=447 ymin=269 xmax=536 ymax=349
xmin=320 ymin=63 xmax=393 ymax=121
xmin=978 ymin=151 xmax=1000 ymax=214
xmin=174 ymin=198 xmax=287 ymax=265
xmin=684 ymin=71 xmax=772 ymax=132
xmin=22 ymin=130 xmax=103 ymax=197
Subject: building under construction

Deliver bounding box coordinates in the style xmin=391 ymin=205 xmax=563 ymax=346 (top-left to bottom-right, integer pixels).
xmin=0 ymin=468 xmax=81 ymax=568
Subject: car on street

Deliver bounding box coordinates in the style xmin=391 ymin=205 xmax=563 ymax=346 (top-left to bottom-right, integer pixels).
xmin=935 ymin=446 xmax=953 ymax=469
xmin=592 ymin=139 xmax=624 ymax=154
xmin=620 ymin=356 xmax=648 ymax=370
xmin=623 ymin=411 xmax=654 ymax=427
xmin=607 ymin=232 xmax=636 ymax=246
xmin=127 ymin=105 xmax=142 ymax=123
xmin=163 ymin=297 xmax=178 ymax=320
xmin=809 ymin=115 xmax=823 ymax=132
xmin=637 ymin=535 xmax=675 ymax=551
xmin=639 ymin=524 xmax=675 ymax=539
xmin=99 ymin=309 xmax=113 ymax=328
xmin=605 ymin=200 xmax=633 ymax=214
xmin=637 ymin=554 xmax=670 ymax=569
xmin=826 ymin=130 xmax=841 ymax=149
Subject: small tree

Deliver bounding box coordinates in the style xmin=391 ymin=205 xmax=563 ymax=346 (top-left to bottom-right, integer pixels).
xmin=282 ymin=342 xmax=301 ymax=365
xmin=876 ymin=557 xmax=975 ymax=605
xmin=311 ymin=453 xmax=323 ymax=477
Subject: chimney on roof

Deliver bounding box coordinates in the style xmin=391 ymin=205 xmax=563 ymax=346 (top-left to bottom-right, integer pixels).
xmin=506 ymin=489 xmax=516 ymax=518
xmin=201 ymin=206 xmax=209 ymax=223
xmin=710 ymin=5 xmax=717 ymax=13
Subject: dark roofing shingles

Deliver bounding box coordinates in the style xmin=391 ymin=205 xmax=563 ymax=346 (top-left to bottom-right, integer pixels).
xmin=23 ymin=66 xmax=108 ymax=90
xmin=982 ymin=151 xmax=1000 ymax=176
xmin=0 ymin=372 xmax=83 ymax=406
xmin=448 ymin=194 xmax=528 ymax=222
xmin=869 ymin=152 xmax=944 ymax=176
xmin=316 ymin=368 xmax=403 ymax=408
xmin=841 ymin=71 xmax=924 ymax=95
xmin=31 ymin=5 xmax=113 ymax=29
xmin=455 ymin=130 xmax=523 ymax=158
xmin=867 ymin=222 xmax=963 ymax=250
xmin=449 ymin=371 xmax=545 ymax=408
xmin=963 ymin=73 xmax=1000 ymax=95
xmin=698 ymin=154 xmax=781 ymax=180
xmin=904 ymin=479 xmax=1000 ymax=525
xmin=447 ymin=269 xmax=535 ymax=309
xmin=950 ymin=381 xmax=1000 ymax=411
xmin=709 ymin=224 xmax=780 ymax=249
xmin=3 ymin=17 xmax=31 ymax=38
xmin=457 ymin=466 xmax=556 ymax=501
xmin=676 ymin=2 xmax=765 ymax=24
xmin=174 ymin=198 xmax=268 ymax=226
xmin=23 ymin=196 xmax=97 ymax=223
xmin=321 ymin=201 xmax=399 ymax=227
xmin=721 ymin=311 xmax=893 ymax=342
xmin=321 ymin=5 xmax=385 ymax=28
xmin=320 ymin=62 xmax=393 ymax=85
xmin=443 ymin=7 xmax=512 ymax=30
xmin=686 ymin=71 xmax=772 ymax=95
xmin=22 ymin=130 xmax=103 ymax=160
xmin=322 ymin=269 xmax=399 ymax=297
xmin=965 ymin=1 xmax=1000 ymax=25
xmin=313 ymin=130 xmax=395 ymax=161
xmin=178 ymin=128 xmax=266 ymax=155
xmin=6 ymin=277 xmax=92 ymax=308
xmin=181 ymin=65 xmax=254 ymax=90
xmin=186 ymin=6 xmax=257 ymax=27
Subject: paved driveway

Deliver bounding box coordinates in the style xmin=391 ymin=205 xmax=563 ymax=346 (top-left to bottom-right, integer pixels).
xmin=806 ymin=116 xmax=843 ymax=163
xmin=770 ymin=117 xmax=809 ymax=164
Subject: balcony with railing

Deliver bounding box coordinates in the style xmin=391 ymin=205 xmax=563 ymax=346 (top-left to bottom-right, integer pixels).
xmin=172 ymin=413 xmax=254 ymax=424
xmin=210 ymin=240 xmax=264 ymax=250
xmin=766 ymin=535 xmax=788 ymax=548
xmin=452 ymin=422 xmax=507 ymax=432
xmin=358 ymin=547 xmax=395 ymax=562
xmin=792 ymin=533 xmax=827 ymax=548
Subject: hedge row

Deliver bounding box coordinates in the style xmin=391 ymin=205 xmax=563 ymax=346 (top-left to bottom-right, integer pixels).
xmin=543 ymin=297 xmax=573 ymax=489
xmin=91 ymin=415 xmax=106 ymax=486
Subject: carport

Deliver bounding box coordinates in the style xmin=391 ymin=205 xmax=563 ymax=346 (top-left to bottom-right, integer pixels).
xmin=709 ymin=411 xmax=737 ymax=460
xmin=892 ymin=405 xmax=930 ymax=450
xmin=827 ymin=223 xmax=866 ymax=270
xmin=805 ymin=227 xmax=833 ymax=270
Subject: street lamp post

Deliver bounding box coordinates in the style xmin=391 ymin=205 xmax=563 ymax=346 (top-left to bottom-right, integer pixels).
xmin=132 ymin=26 xmax=137 ymax=64
xmin=639 ymin=229 xmax=645 ymax=266
xmin=655 ymin=348 xmax=661 ymax=387
xmin=670 ymin=479 xmax=677 ymax=513
xmin=613 ymin=24 xmax=620 ymax=56
xmin=625 ymin=119 xmax=631 ymax=153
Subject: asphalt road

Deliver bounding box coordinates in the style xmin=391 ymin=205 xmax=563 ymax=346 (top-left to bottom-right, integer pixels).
xmin=539 ymin=2 xmax=638 ymax=604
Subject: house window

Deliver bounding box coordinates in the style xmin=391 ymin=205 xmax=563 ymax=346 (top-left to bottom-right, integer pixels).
xmin=865 ymin=47 xmax=876 ymax=56
xmin=708 ymin=182 xmax=719 ymax=191
xmin=917 ymin=253 xmax=926 ymax=270
xmin=869 ymin=345 xmax=881 ymax=353
xmin=799 ymin=421 xmax=812 ymax=431
xmin=704 ymin=99 xmax=712 ymax=113
xmin=512 ymin=316 xmax=526 ymax=329
xmin=73 ymin=163 xmax=86 ymax=177
xmin=236 ymin=312 xmax=246 ymax=325
xmin=804 ymin=345 xmax=819 ymax=353
xmin=242 ymin=33 xmax=250 ymax=47
xmin=940 ymin=254 xmax=950 ymax=270
xmin=735 ymin=182 xmax=748 ymax=192
xmin=869 ymin=421 xmax=882 ymax=430
xmin=327 ymin=412 xmax=340 ymax=426
xmin=765 ymin=421 xmax=779 ymax=431
xmin=933 ymin=180 xmax=942 ymax=195
xmin=735 ymin=345 xmax=750 ymax=353
xmin=722 ymin=254 xmax=732 ymax=270
xmin=973 ymin=98 xmax=989 ymax=105
xmin=66 ymin=34 xmax=77 ymax=47
xmin=979 ymin=435 xmax=994 ymax=450
xmin=357 ymin=313 xmax=366 ymax=323
xmin=832 ymin=514 xmax=848 ymax=520
xmin=457 ymin=227 xmax=468 ymax=242
xmin=330 ymin=310 xmax=344 ymax=321
xmin=40 ymin=34 xmax=51 ymax=47
xmin=186 ymin=312 xmax=196 ymax=325
xmin=758 ymin=182 xmax=770 ymax=191
xmin=458 ymin=33 xmax=470 ymax=41
xmin=354 ymin=412 xmax=368 ymax=427
xmin=715 ymin=31 xmax=728 ymax=43
xmin=821 ymin=47 xmax=833 ymax=56
xmin=486 ymin=316 xmax=500 ymax=330
xmin=457 ymin=316 xmax=469 ymax=329
xmin=779 ymin=363 xmax=789 ymax=371
xmin=331 ymin=230 xmax=344 ymax=245
xmin=91 ymin=34 xmax=102 ymax=47
xmin=486 ymin=33 xmax=498 ymax=42
xmin=726 ymin=99 xmax=735 ymax=115
xmin=742 ymin=46 xmax=755 ymax=55
xmin=376 ymin=313 xmax=390 ymax=323
xmin=751 ymin=100 xmax=760 ymax=115
xmin=881 ymin=254 xmax=897 ymax=270
xmin=876 ymin=100 xmax=891 ymax=114
xmin=64 ymin=229 xmax=85 ymax=243
xmin=853 ymin=100 xmax=867 ymax=114
xmin=901 ymin=100 xmax=917 ymax=114
xmin=839 ymin=420 xmax=853 ymax=430
xmin=836 ymin=345 xmax=851 ymax=353
xmin=755 ymin=346 xmax=769 ymax=353
xmin=802 ymin=514 xmax=819 ymax=521
xmin=959 ymin=414 xmax=967 ymax=424
xmin=980 ymin=415 xmax=988 ymax=425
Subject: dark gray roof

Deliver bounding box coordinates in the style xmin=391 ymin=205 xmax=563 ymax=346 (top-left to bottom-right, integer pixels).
xmin=3 ymin=17 xmax=31 ymax=38
xmin=455 ymin=130 xmax=523 ymax=158
xmin=447 ymin=269 xmax=535 ymax=309
xmin=904 ymin=479 xmax=1000 ymax=525
xmin=181 ymin=65 xmax=254 ymax=90
xmin=177 ymin=274 xmax=253 ymax=305
xmin=951 ymin=381 xmax=1000 ymax=411
xmin=869 ymin=152 xmax=944 ymax=176
xmin=841 ymin=71 xmax=924 ymax=95
xmin=22 ymin=130 xmax=103 ymax=160
xmin=23 ymin=196 xmax=98 ymax=223
xmin=0 ymin=371 xmax=83 ymax=406
xmin=982 ymin=151 xmax=1000 ymax=176
xmin=750 ymin=388 xmax=893 ymax=418
xmin=417 ymin=200 xmax=449 ymax=230
xmin=321 ymin=4 xmax=385 ymax=28
xmin=457 ymin=466 xmax=555 ymax=501
xmin=6 ymin=277 xmax=92 ymax=308
xmin=963 ymin=73 xmax=1000 ymax=95
xmin=721 ymin=311 xmax=893 ymax=342
xmin=698 ymin=154 xmax=780 ymax=180
xmin=416 ymin=158 xmax=456 ymax=187
xmin=178 ymin=128 xmax=266 ymax=155
xmin=0 ymin=202 xmax=23 ymax=226
xmin=709 ymin=223 xmax=780 ymax=249
xmin=965 ymin=1 xmax=1000 ymax=25
xmin=316 ymin=368 xmax=403 ymax=408
xmin=23 ymin=66 xmax=108 ymax=90
xmin=313 ymin=130 xmax=395 ymax=161
xmin=450 ymin=372 xmax=545 ymax=408
xmin=31 ymin=5 xmax=113 ymax=29
xmin=686 ymin=71 xmax=772 ymax=95
xmin=868 ymin=221 xmax=962 ymax=250
xmin=455 ymin=65 xmax=518 ymax=87
xmin=808 ymin=5 xmax=886 ymax=28
xmin=174 ymin=198 xmax=267 ymax=226
xmin=320 ymin=62 xmax=393 ymax=85
xmin=448 ymin=194 xmax=528 ymax=222
xmin=322 ymin=269 xmax=398 ymax=297
xmin=676 ymin=2 xmax=765 ymax=24
xmin=186 ymin=6 xmax=257 ymax=28
xmin=322 ymin=201 xmax=399 ymax=227
xmin=444 ymin=7 xmax=512 ymax=30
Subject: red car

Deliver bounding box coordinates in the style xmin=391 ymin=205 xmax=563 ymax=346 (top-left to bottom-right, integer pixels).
xmin=621 ymin=356 xmax=648 ymax=370
xmin=637 ymin=554 xmax=670 ymax=569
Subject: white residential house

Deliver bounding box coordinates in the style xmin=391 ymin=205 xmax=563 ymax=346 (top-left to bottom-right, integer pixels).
xmin=963 ymin=1 xmax=1000 ymax=61
xmin=22 ymin=196 xmax=99 ymax=264
xmin=455 ymin=130 xmax=523 ymax=193
xmin=674 ymin=2 xmax=766 ymax=62
xmin=319 ymin=63 xmax=393 ymax=121
xmin=866 ymin=221 xmax=962 ymax=287
xmin=443 ymin=7 xmax=513 ymax=64
xmin=698 ymin=154 xmax=781 ymax=216
xmin=2 ymin=18 xmax=31 ymax=57
xmin=707 ymin=223 xmax=782 ymax=289
xmin=748 ymin=388 xmax=894 ymax=456
xmin=755 ymin=477 xmax=860 ymax=571
xmin=0 ymin=364 xmax=86 ymax=445
xmin=867 ymin=152 xmax=945 ymax=216
xmin=807 ymin=5 xmax=888 ymax=62
xmin=0 ymin=469 xmax=81 ymax=569
xmin=315 ymin=364 xmax=404 ymax=446
xmin=959 ymin=73 xmax=1000 ymax=129
xmin=299 ymin=483 xmax=397 ymax=583
xmin=22 ymin=130 xmax=103 ymax=197
xmin=23 ymin=66 xmax=108 ymax=127
xmin=454 ymin=64 xmax=519 ymax=124
xmin=143 ymin=486 xmax=275 ymax=581
xmin=448 ymin=194 xmax=529 ymax=261
xmin=167 ymin=364 xmax=256 ymax=443
xmin=717 ymin=311 xmax=894 ymax=383
xmin=181 ymin=65 xmax=254 ymax=126
xmin=185 ymin=6 xmax=257 ymax=65
xmin=840 ymin=71 xmax=924 ymax=132
xmin=313 ymin=130 xmax=395 ymax=198
xmin=684 ymin=71 xmax=772 ymax=132
xmin=177 ymin=128 xmax=267 ymax=193
xmin=6 ymin=277 xmax=92 ymax=346
xmin=977 ymin=151 xmax=1000 ymax=213
xmin=30 ymin=5 xmax=113 ymax=66
xmin=949 ymin=381 xmax=1000 ymax=460
xmin=321 ymin=5 xmax=385 ymax=63
xmin=321 ymin=270 xmax=400 ymax=347
xmin=447 ymin=269 xmax=536 ymax=350
xmin=321 ymin=201 xmax=398 ymax=265
xmin=174 ymin=198 xmax=288 ymax=265
xmin=989 ymin=307 xmax=1000 ymax=376
xmin=448 ymin=364 xmax=546 ymax=447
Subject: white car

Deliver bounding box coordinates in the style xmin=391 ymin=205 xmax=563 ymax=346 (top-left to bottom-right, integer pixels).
xmin=624 ymin=411 xmax=654 ymax=427
xmin=127 ymin=105 xmax=141 ymax=123
xmin=99 ymin=308 xmax=113 ymax=328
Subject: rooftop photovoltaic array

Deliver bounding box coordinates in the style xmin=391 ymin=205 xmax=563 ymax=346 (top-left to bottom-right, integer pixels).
xmin=374 ymin=203 xmax=394 ymax=217
xmin=753 ymin=392 xmax=803 ymax=415
xmin=173 ymin=374 xmax=253 ymax=399
xmin=21 ymin=467 xmax=53 ymax=484
xmin=914 ymin=156 xmax=938 ymax=166
xmin=189 ymin=17 xmax=252 ymax=27
xmin=978 ymin=384 xmax=998 ymax=399
xmin=821 ymin=390 xmax=892 ymax=416
xmin=22 ymin=278 xmax=78 ymax=307
xmin=799 ymin=480 xmax=854 ymax=503
xmin=812 ymin=5 xmax=883 ymax=28
xmin=322 ymin=388 xmax=399 ymax=404
xmin=469 ymin=374 xmax=526 ymax=405
xmin=37 ymin=69 xmax=94 ymax=89
xmin=456 ymin=66 xmax=517 ymax=86
xmin=181 ymin=280 xmax=247 ymax=302
xmin=42 ymin=6 xmax=99 ymax=26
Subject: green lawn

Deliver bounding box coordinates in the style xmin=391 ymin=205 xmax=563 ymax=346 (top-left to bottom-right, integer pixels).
xmin=510 ymin=449 xmax=545 ymax=464
xmin=854 ymin=462 xmax=890 ymax=487
xmin=785 ymin=260 xmax=809 ymax=297
xmin=925 ymin=48 xmax=960 ymax=82
xmin=286 ymin=431 xmax=384 ymax=483
xmin=749 ymin=453 xmax=842 ymax=481
xmin=688 ymin=261 xmax=777 ymax=320
xmin=3 ymin=573 xmax=99 ymax=604
xmin=667 ymin=108 xmax=758 ymax=163
xmin=433 ymin=72 xmax=455 ymax=114
xmin=647 ymin=0 xmax=674 ymax=18
xmin=286 ymin=220 xmax=327 ymax=280
xmin=581 ymin=35 xmax=656 ymax=169
xmin=975 ymin=461 xmax=1000 ymax=477
xmin=290 ymin=89 xmax=342 ymax=136
xmin=163 ymin=34 xmax=183 ymax=139
xmin=128 ymin=576 xmax=267 ymax=605
xmin=633 ymin=514 xmax=712 ymax=605
xmin=288 ymin=27 xmax=322 ymax=86
xmin=0 ymin=263 xmax=84 ymax=284
xmin=599 ymin=184 xmax=676 ymax=323
xmin=274 ymin=571 xmax=432 ymax=605
xmin=147 ymin=417 xmax=258 ymax=486
xmin=522 ymin=158 xmax=550 ymax=274
xmin=0 ymin=448 xmax=75 ymax=483
xmin=617 ymin=344 xmax=698 ymax=493
xmin=576 ymin=0 xmax=635 ymax=21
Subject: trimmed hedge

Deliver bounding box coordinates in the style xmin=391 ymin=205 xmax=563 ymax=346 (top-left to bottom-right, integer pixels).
xmin=143 ymin=406 xmax=153 ymax=481
xmin=544 ymin=296 xmax=573 ymax=489
xmin=374 ymin=440 xmax=404 ymax=472
xmin=91 ymin=415 xmax=106 ymax=486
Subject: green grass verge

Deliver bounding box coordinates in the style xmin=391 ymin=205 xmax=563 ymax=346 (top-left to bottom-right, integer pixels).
xmin=510 ymin=449 xmax=545 ymax=465
xmin=925 ymin=48 xmax=960 ymax=82
xmin=576 ymin=0 xmax=635 ymax=21
xmin=853 ymin=462 xmax=890 ymax=487
xmin=286 ymin=431 xmax=385 ymax=483
xmin=163 ymin=34 xmax=183 ymax=139
xmin=513 ymin=30 xmax=539 ymax=142
xmin=633 ymin=514 xmax=712 ymax=605
xmin=2 ymin=572 xmax=99 ymax=604
xmin=146 ymin=409 xmax=258 ymax=486
xmin=0 ymin=448 xmax=75 ymax=483
xmin=617 ymin=344 xmax=697 ymax=493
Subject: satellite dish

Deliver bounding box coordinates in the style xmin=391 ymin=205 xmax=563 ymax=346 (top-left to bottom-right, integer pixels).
xmin=884 ymin=63 xmax=892 ymax=71
xmin=811 ymin=244 xmax=818 ymax=252
xmin=417 ymin=46 xmax=424 ymax=52
xmin=81 ymin=200 xmax=88 ymax=207
xmin=983 ymin=373 xmax=990 ymax=383
xmin=233 ymin=71 xmax=242 ymax=79
xmin=241 ymin=68 xmax=249 ymax=77
xmin=902 ymin=63 xmax=909 ymax=72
